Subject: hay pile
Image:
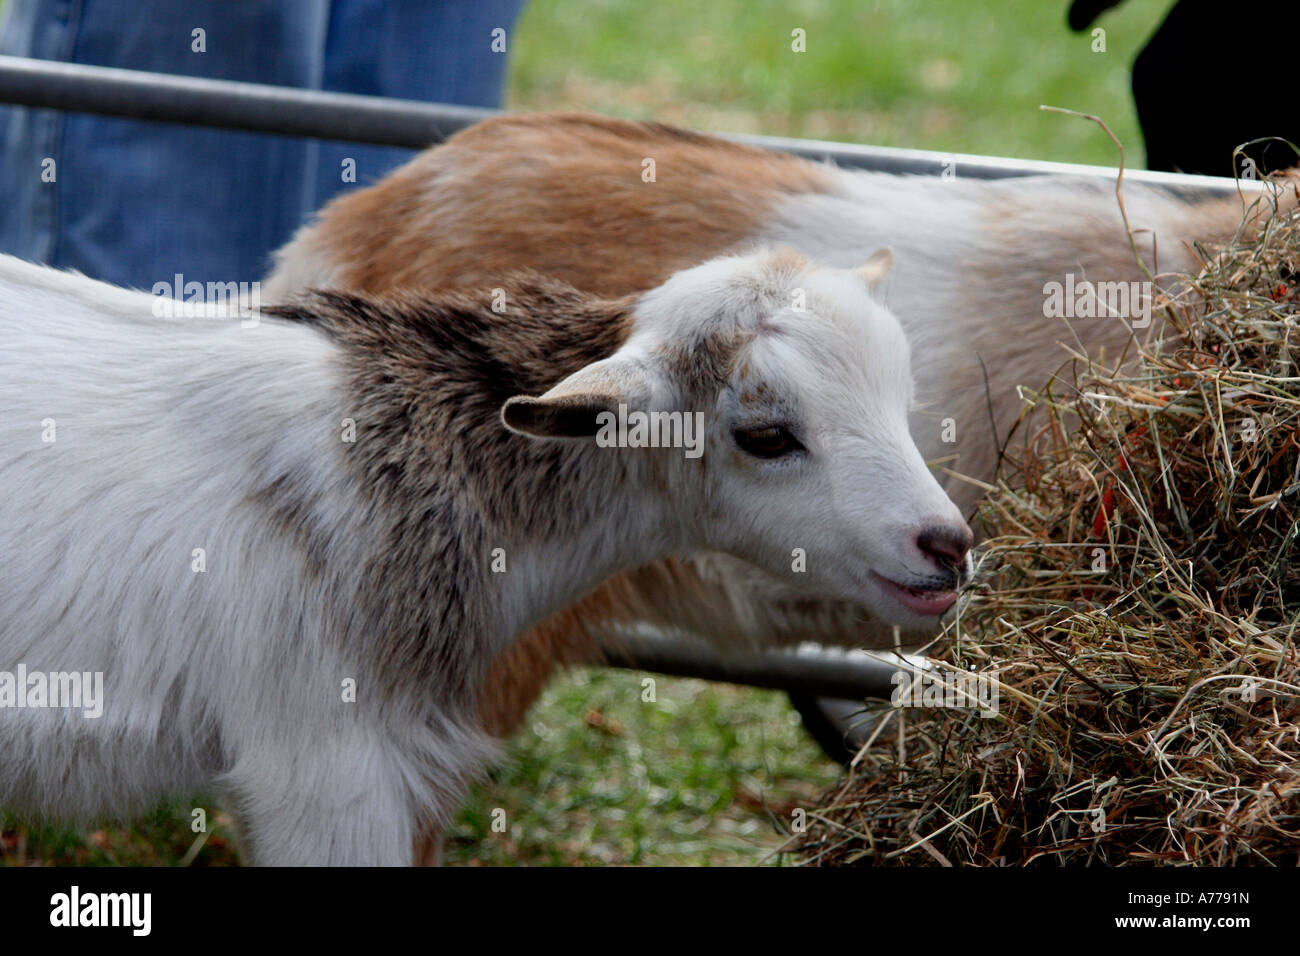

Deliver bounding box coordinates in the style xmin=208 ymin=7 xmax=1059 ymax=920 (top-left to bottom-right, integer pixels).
xmin=792 ymin=187 xmax=1300 ymax=866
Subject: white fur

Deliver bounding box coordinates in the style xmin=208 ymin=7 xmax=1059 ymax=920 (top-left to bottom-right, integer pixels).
xmin=0 ymin=256 xmax=500 ymax=865
xmin=620 ymin=253 xmax=969 ymax=624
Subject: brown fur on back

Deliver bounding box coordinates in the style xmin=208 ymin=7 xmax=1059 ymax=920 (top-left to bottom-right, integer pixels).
xmin=268 ymin=112 xmax=832 ymax=301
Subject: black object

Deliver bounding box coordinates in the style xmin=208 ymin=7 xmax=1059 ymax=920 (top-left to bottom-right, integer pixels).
xmin=1071 ymin=0 xmax=1299 ymax=176
xmin=1067 ymin=0 xmax=1124 ymax=31
xmin=788 ymin=693 xmax=879 ymax=766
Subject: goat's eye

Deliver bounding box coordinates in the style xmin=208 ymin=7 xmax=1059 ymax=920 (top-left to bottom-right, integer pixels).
xmin=733 ymin=425 xmax=805 ymax=459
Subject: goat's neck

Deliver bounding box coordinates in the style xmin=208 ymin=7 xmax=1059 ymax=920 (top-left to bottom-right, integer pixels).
xmin=484 ymin=443 xmax=683 ymax=643
xmin=274 ymin=282 xmax=685 ymax=700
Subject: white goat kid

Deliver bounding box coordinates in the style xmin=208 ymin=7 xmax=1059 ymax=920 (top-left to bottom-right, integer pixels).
xmin=0 ymin=246 xmax=969 ymax=865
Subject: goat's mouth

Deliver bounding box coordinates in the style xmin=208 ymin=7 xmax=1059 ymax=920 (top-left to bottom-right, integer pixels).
xmin=870 ymin=572 xmax=959 ymax=616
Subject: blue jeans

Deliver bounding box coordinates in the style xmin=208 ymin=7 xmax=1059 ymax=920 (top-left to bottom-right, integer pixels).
xmin=0 ymin=0 xmax=525 ymax=287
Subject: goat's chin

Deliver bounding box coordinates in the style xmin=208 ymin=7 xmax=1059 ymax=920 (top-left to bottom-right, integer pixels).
xmin=674 ymin=550 xmax=960 ymax=651
xmin=787 ymin=566 xmax=959 ymax=638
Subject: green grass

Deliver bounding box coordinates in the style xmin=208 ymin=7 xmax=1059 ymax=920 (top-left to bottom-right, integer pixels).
xmin=508 ymin=0 xmax=1171 ymax=166
xmin=442 ymin=670 xmax=838 ymax=866
xmin=2 ymin=803 xmax=242 ymax=867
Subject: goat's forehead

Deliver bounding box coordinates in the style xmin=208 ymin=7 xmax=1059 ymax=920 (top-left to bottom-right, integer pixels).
xmin=637 ymin=261 xmax=901 ymax=393
xmin=635 ymin=252 xmax=884 ymax=348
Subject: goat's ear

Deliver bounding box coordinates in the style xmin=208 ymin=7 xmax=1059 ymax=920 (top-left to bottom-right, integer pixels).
xmin=854 ymin=247 xmax=894 ymax=291
xmin=502 ymin=393 xmax=618 ymax=439
xmin=502 ymin=356 xmax=656 ymax=439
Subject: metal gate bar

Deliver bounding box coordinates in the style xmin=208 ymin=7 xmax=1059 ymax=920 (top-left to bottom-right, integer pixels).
xmin=0 ymin=54 xmax=1245 ymax=191
xmin=0 ymin=54 xmax=495 ymax=147
xmin=600 ymin=634 xmax=906 ymax=700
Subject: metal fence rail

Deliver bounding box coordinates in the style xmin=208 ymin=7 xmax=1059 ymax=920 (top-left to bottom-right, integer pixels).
xmin=0 ymin=54 xmax=1252 ymax=696
xmin=0 ymin=54 xmax=495 ymax=147
xmin=601 ymin=633 xmax=908 ymax=701
xmin=0 ymin=54 xmax=1247 ymax=191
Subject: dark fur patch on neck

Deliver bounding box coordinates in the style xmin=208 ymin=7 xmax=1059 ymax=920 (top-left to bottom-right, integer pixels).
xmin=269 ymin=273 xmax=634 ymax=403
xmin=264 ymin=275 xmax=636 ymax=704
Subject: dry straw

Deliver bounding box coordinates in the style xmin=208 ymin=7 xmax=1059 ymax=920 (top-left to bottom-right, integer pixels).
xmin=790 ymin=167 xmax=1300 ymax=867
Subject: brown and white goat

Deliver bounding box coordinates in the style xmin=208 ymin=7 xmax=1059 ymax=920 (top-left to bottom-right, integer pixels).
xmin=265 ymin=112 xmax=1295 ymax=745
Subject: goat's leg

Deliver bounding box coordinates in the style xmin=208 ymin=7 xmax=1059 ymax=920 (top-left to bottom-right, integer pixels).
xmin=223 ymin=736 xmax=423 ymax=866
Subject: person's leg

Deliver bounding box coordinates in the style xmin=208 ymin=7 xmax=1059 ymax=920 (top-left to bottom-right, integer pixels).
xmin=0 ymin=0 xmax=83 ymax=270
xmin=0 ymin=0 xmax=329 ymax=287
xmin=308 ymin=0 xmax=526 ymax=211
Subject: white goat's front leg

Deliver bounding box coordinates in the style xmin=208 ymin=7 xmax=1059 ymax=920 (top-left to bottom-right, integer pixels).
xmin=222 ymin=730 xmax=423 ymax=866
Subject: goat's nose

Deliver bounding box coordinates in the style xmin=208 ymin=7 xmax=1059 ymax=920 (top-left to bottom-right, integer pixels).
xmin=917 ymin=524 xmax=973 ymax=571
